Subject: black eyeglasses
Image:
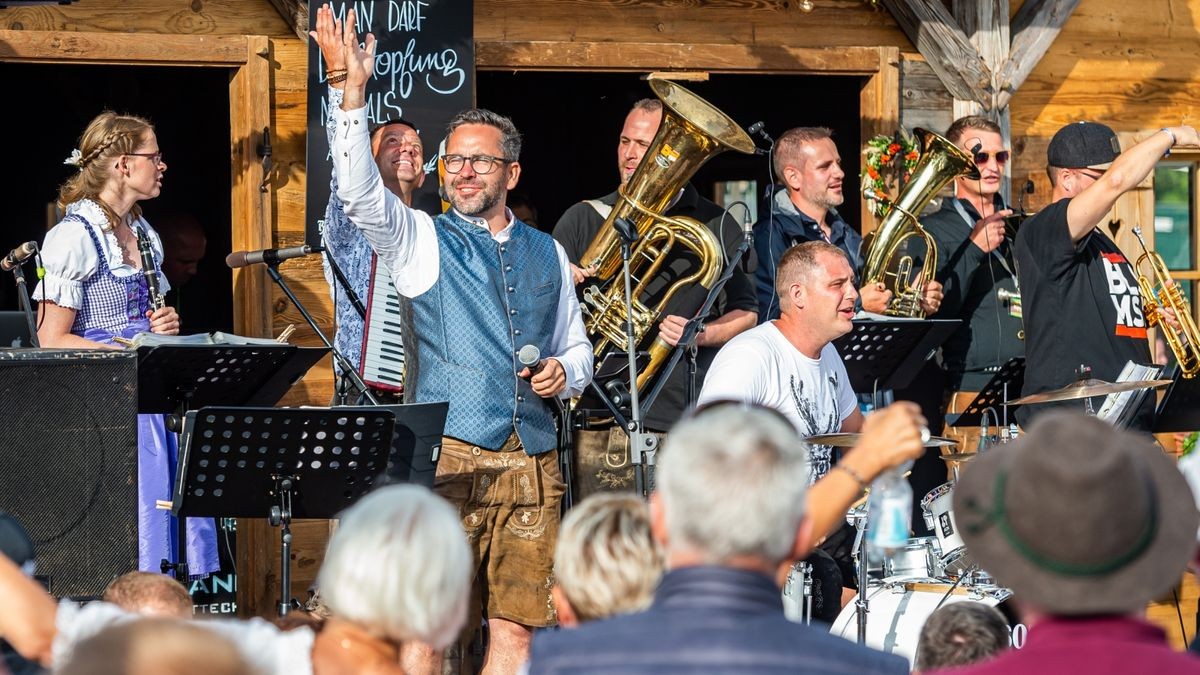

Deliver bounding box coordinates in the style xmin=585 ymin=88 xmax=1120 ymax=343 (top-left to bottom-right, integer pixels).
xmin=973 ymin=150 xmax=1010 ymax=166
xmin=127 ymin=152 xmax=164 ymax=165
xmin=442 ymin=154 xmax=511 ymax=175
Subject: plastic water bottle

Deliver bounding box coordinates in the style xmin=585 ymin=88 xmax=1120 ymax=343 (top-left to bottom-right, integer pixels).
xmin=868 ymin=465 xmax=913 ymax=561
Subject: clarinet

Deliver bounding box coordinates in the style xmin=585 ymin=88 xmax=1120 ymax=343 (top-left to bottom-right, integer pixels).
xmin=136 ymin=225 xmax=166 ymax=311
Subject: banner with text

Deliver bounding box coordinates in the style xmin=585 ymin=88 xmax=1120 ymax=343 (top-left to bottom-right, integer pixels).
xmin=305 ymin=0 xmax=474 ymax=245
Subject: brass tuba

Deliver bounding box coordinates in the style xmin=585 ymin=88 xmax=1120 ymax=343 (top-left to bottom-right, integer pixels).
xmin=860 ymin=128 xmax=979 ymax=317
xmin=578 ymin=79 xmax=755 ymax=392
xmin=1132 ymin=225 xmax=1200 ymax=378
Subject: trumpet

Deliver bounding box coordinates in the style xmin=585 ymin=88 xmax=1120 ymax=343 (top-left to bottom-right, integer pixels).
xmin=1133 ymin=225 xmax=1200 ymax=378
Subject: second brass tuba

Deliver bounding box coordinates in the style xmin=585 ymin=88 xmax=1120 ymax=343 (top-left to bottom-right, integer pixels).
xmin=578 ymin=79 xmax=755 ymax=393
xmin=1133 ymin=225 xmax=1200 ymax=378
xmin=860 ymin=128 xmax=979 ymax=317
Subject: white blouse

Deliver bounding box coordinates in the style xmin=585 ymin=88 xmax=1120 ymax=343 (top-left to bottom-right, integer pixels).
xmin=33 ymin=199 xmax=170 ymax=310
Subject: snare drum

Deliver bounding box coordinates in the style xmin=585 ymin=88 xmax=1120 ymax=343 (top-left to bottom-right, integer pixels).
xmin=867 ymin=537 xmax=943 ymax=580
xmin=920 ymin=482 xmax=975 ymax=577
xmin=830 ymin=579 xmax=1026 ymax=666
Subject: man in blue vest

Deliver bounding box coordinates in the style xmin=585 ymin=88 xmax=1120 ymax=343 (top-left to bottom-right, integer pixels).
xmin=329 ymin=9 xmax=593 ymax=673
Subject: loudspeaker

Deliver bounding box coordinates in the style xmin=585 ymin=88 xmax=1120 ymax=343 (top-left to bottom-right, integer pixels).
xmin=0 ymin=350 xmax=139 ymax=598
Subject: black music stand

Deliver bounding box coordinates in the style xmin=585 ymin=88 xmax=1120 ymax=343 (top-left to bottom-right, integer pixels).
xmin=133 ymin=343 xmax=329 ymax=579
xmin=945 ymin=357 xmax=1026 ymax=428
xmin=173 ymin=406 xmax=395 ymax=616
xmin=342 ymin=402 xmax=449 ymax=489
xmin=833 ymin=318 xmax=959 ymax=404
xmin=1153 ymin=366 xmax=1200 ymax=433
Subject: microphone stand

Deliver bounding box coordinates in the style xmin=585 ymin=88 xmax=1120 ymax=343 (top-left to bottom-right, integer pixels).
xmin=263 ymin=261 xmax=379 ymax=405
xmin=322 ymin=248 xmax=367 ymax=321
xmin=613 ymin=217 xmax=657 ymax=498
xmin=8 ymin=260 xmax=39 ymax=348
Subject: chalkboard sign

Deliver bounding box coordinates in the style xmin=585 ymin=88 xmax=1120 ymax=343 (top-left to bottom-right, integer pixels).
xmin=305 ymin=0 xmax=474 ymax=245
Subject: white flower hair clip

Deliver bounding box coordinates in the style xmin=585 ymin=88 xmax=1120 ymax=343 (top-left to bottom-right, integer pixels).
xmin=63 ymin=148 xmax=83 ymax=167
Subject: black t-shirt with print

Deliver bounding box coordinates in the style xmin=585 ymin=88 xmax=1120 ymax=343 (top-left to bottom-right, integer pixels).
xmin=1014 ymin=198 xmax=1154 ymax=429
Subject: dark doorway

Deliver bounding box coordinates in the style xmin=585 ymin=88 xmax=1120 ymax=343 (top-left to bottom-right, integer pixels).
xmin=1 ymin=64 xmax=234 ymax=335
xmin=476 ymin=71 xmax=864 ymax=233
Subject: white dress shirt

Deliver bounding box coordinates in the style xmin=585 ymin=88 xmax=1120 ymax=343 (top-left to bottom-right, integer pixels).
xmin=329 ymin=104 xmax=592 ymax=397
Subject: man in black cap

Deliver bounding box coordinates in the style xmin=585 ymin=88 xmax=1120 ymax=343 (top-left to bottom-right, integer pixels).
xmin=949 ymin=411 xmax=1200 ymax=674
xmin=1014 ymin=122 xmax=1199 ymax=430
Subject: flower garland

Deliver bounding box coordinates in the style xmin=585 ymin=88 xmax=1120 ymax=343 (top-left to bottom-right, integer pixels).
xmin=861 ymin=132 xmax=920 ymax=217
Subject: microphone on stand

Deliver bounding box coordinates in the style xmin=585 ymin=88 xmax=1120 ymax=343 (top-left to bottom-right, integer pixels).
xmin=1 ymin=242 xmax=37 ymax=272
xmin=746 ymin=121 xmax=774 ymax=156
xmin=226 ymin=245 xmax=322 ymax=269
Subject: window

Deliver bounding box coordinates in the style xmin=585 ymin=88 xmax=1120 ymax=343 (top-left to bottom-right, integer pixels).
xmin=1152 ymin=161 xmax=1197 ymax=307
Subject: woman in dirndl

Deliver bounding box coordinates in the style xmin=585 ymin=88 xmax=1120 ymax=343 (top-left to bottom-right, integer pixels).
xmin=33 ymin=111 xmax=218 ymax=577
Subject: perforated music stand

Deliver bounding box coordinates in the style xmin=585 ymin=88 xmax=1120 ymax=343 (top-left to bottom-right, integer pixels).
xmin=134 ymin=344 xmax=329 ymax=414
xmin=1152 ymin=366 xmax=1199 ymax=433
xmin=133 ymin=343 xmax=329 ymax=580
xmin=173 ymin=406 xmax=395 ymax=616
xmin=341 ymin=402 xmax=449 ymax=489
xmin=945 ymin=357 xmax=1026 ymax=428
xmin=833 ymin=318 xmax=959 ymax=404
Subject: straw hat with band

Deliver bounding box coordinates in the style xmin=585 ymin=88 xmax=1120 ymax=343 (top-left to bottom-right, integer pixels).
xmin=952 ymin=411 xmax=1199 ymax=615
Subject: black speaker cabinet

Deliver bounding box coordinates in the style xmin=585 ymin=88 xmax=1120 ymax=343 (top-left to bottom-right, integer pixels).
xmin=0 ymin=350 xmax=138 ymax=598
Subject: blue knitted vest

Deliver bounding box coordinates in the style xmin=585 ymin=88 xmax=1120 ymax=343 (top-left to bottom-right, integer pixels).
xmin=408 ymin=213 xmax=561 ymax=455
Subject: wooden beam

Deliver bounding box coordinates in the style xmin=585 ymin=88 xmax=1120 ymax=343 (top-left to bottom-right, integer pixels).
xmin=860 ymin=47 xmax=901 ymax=235
xmin=266 ymin=0 xmax=309 ymax=42
xmin=995 ymin=0 xmax=1081 ymax=109
xmin=954 ymin=0 xmax=1012 ymax=200
xmin=476 ymin=41 xmax=884 ymax=75
xmin=876 ymin=0 xmax=992 ymax=106
xmin=0 ymin=29 xmax=247 ymax=65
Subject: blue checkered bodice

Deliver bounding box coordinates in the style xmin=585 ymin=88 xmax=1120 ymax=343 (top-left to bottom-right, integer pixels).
xmin=408 ymin=213 xmax=561 ymax=455
xmin=68 ymin=215 xmax=153 ymax=336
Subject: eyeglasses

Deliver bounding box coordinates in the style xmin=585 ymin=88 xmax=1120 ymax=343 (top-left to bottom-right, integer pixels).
xmin=973 ymin=150 xmax=1010 ymax=166
xmin=1075 ymin=169 xmax=1105 ymax=181
xmin=127 ymin=152 xmax=164 ymax=165
xmin=442 ymin=154 xmax=511 ymax=175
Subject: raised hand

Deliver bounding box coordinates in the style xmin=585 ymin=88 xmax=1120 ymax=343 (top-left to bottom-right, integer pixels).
xmin=338 ymin=7 xmax=376 ymax=111
xmin=309 ymin=4 xmax=346 ymax=82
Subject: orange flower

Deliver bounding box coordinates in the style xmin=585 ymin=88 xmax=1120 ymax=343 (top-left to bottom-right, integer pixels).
xmin=867 ymin=166 xmax=880 ymax=179
xmin=888 ymin=143 xmax=901 ymax=154
xmin=905 ymin=151 xmax=919 ymax=161
xmin=881 ymin=154 xmax=892 ymax=164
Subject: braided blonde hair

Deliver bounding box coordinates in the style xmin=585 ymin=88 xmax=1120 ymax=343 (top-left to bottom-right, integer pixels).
xmin=58 ymin=111 xmax=155 ymax=229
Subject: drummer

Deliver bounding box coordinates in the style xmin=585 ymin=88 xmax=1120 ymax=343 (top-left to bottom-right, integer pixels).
xmin=700 ymin=241 xmax=927 ymax=617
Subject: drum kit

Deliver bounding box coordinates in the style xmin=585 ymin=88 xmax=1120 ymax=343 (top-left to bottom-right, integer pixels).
xmin=787 ymin=374 xmax=1173 ymax=666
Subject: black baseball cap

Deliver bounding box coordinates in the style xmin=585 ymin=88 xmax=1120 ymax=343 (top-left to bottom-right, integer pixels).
xmin=1047 ymin=121 xmax=1121 ymax=169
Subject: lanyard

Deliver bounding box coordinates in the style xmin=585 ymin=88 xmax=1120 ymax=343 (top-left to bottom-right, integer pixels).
xmin=951 ymin=199 xmax=1020 ymax=293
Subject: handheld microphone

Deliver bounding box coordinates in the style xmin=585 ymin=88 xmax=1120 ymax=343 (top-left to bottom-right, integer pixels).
xmin=1 ymin=242 xmax=37 ymax=272
xmin=225 ymin=245 xmax=321 ymax=269
xmin=518 ymin=344 xmax=544 ymax=377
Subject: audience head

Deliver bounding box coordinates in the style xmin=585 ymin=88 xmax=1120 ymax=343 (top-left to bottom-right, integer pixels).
xmin=59 ymin=111 xmax=161 ymax=227
xmin=317 ymin=484 xmax=471 ymax=649
xmin=946 ymin=115 xmax=1006 ymax=200
xmin=773 ymin=127 xmax=842 ymax=214
xmin=102 ymin=572 xmax=192 ymax=618
xmin=617 ymin=98 xmax=664 ymax=187
xmin=955 ymin=411 xmax=1199 ymax=616
xmin=443 ymin=109 xmax=522 ymax=218
xmin=915 ymin=601 xmax=1010 ymax=672
xmin=552 ymin=493 xmax=663 ymax=626
xmin=656 ymin=402 xmax=811 ymax=568
xmin=56 ymin=618 xmax=257 ymax=675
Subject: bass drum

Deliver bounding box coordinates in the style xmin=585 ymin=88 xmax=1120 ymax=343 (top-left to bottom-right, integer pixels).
xmin=830 ymin=579 xmax=1026 ymax=667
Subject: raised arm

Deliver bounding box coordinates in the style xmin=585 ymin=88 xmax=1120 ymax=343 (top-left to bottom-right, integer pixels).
xmin=0 ymin=554 xmax=58 ymax=665
xmin=1066 ymin=126 xmax=1200 ymax=243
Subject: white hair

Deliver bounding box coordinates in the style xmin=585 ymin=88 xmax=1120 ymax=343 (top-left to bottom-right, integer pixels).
xmin=318 ymin=485 xmax=471 ymax=649
xmin=554 ymin=493 xmax=664 ymax=623
xmin=659 ymin=404 xmax=810 ymax=564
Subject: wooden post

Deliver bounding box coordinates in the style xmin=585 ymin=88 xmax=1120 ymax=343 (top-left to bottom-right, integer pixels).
xmin=953 ymin=0 xmax=1012 ymax=201
xmin=860 ymin=46 xmax=901 ymax=236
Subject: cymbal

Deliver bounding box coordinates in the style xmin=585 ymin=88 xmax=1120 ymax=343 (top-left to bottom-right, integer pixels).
xmin=940 ymin=452 xmax=979 ymax=462
xmin=805 ymin=433 xmax=959 ymax=449
xmin=1006 ymin=378 xmax=1173 ymax=405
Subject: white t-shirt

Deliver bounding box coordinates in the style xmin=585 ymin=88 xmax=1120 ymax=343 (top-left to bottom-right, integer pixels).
xmin=698 ymin=322 xmax=857 ymax=480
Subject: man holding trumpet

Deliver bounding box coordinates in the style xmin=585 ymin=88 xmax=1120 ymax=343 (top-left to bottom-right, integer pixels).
xmin=1015 ymin=121 xmax=1199 ymax=431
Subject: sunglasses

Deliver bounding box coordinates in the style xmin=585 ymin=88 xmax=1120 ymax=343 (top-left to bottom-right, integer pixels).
xmin=973 ymin=150 xmax=1010 ymax=165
